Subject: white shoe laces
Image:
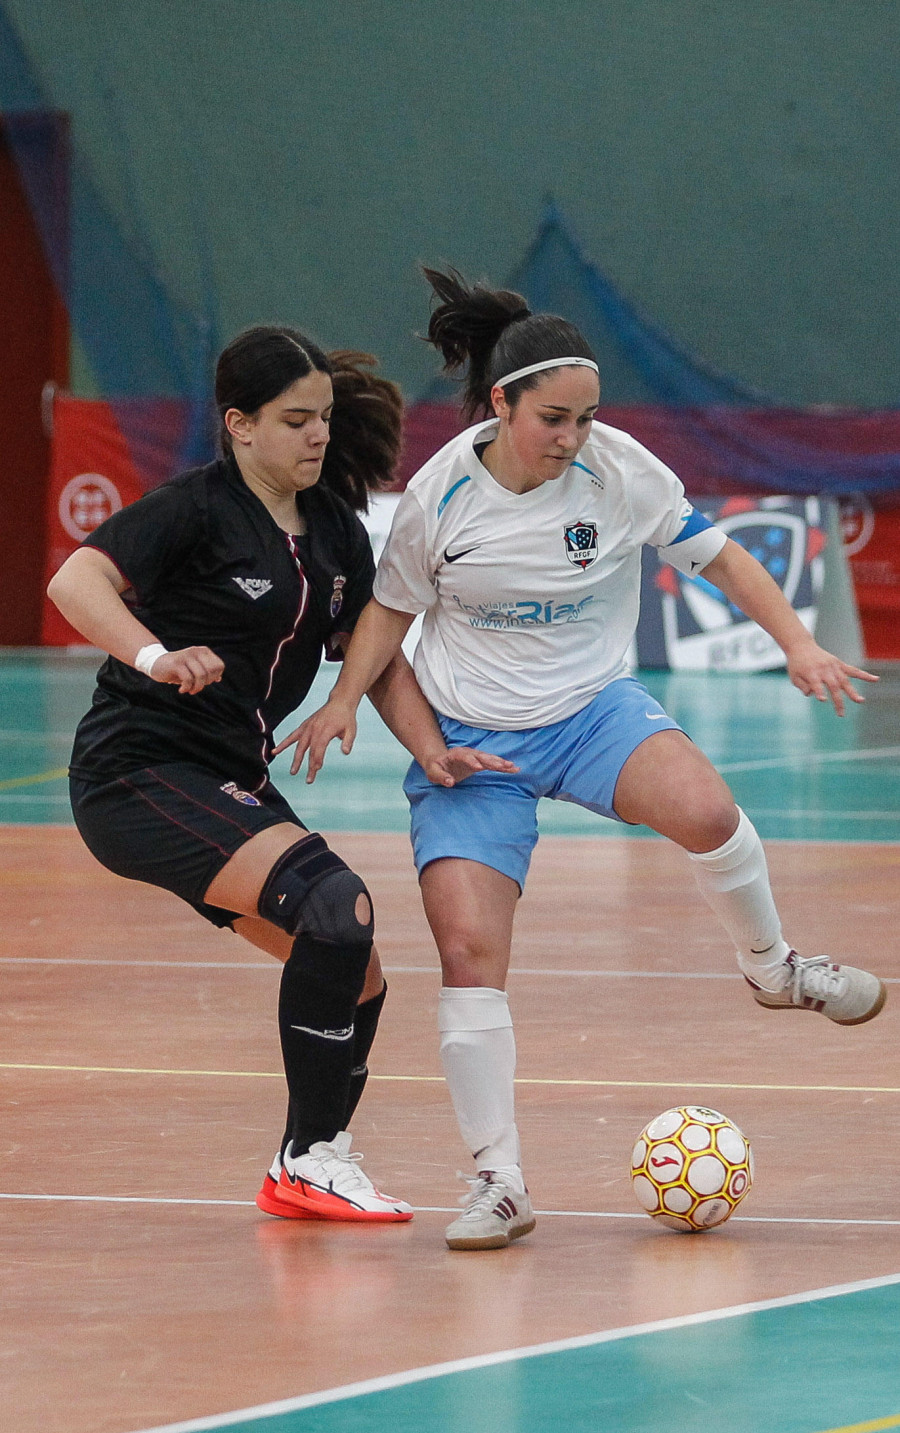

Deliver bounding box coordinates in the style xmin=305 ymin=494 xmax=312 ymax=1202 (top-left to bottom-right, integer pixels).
xmin=789 ymin=954 xmax=847 ymax=1003
xmin=308 ymin=1136 xmax=375 ymax=1196
xmin=456 ymin=1172 xmax=510 ymax=1219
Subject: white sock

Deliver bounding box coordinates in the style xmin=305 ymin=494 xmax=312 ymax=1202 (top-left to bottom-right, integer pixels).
xmin=688 ymin=808 xmax=791 ymax=988
xmin=438 ymin=987 xmax=523 ymax=1181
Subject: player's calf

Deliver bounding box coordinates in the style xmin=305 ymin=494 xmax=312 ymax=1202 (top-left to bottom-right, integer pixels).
xmin=258 ymin=835 xmax=385 ymax=1163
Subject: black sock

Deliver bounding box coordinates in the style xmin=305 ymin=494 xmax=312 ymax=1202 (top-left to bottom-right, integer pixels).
xmin=344 ymin=982 xmax=387 ymax=1127
xmin=279 ymin=980 xmax=387 ymax=1156
xmin=277 ymin=931 xmax=369 ymax=1156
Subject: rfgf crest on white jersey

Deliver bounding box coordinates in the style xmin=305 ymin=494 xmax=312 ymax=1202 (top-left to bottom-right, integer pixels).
xmin=564 ymin=519 xmax=599 ymax=569
xmin=374 ymin=419 xmax=726 ymax=729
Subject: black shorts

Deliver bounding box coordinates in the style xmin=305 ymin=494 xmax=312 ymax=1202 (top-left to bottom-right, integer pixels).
xmin=70 ymin=762 xmax=307 ymax=928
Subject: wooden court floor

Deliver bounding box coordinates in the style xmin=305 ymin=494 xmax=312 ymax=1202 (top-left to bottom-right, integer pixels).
xmin=2 ymin=823 xmax=899 ymax=1433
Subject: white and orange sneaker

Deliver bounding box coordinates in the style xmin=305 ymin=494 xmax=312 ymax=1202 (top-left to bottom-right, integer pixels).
xmin=256 ymin=1132 xmax=413 ymax=1222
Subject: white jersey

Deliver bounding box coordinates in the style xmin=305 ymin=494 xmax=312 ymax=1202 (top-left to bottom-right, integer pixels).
xmin=373 ymin=418 xmax=726 ymax=729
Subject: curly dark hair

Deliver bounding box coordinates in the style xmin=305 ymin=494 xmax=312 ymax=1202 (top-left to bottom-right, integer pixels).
xmin=214 ymin=327 xmax=403 ymax=511
xmin=321 ymin=350 xmax=404 ymax=511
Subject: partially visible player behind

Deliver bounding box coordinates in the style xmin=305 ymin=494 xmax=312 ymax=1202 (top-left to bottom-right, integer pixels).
xmin=281 ymin=269 xmax=885 ymax=1251
xmin=47 ymin=324 xmax=513 ymax=1223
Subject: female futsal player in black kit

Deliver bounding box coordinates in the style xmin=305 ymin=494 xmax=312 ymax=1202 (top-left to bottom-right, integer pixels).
xmin=47 ymin=325 xmax=512 ymax=1222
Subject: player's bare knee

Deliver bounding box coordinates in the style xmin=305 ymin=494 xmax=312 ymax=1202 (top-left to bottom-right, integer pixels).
xmin=437 ymin=932 xmax=506 ymax=985
xmin=688 ymin=800 xmax=740 ymax=853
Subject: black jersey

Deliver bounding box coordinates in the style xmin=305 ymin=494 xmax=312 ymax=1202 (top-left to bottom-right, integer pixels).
xmin=69 ymin=455 xmax=375 ymax=790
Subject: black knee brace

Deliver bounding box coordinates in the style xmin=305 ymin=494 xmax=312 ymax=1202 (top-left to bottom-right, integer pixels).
xmin=258 ymin=834 xmax=374 ymax=947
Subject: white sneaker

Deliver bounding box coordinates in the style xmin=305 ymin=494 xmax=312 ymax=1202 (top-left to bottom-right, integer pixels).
xmin=745 ymin=951 xmax=887 ymax=1026
xmin=445 ymin=1171 xmax=536 ymax=1250
xmin=257 ymin=1132 xmax=413 ymax=1221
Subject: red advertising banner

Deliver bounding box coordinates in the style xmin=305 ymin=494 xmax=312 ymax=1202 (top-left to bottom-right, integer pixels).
xmin=41 ymin=396 xmax=146 ymax=644
xmin=398 ymin=402 xmax=900 ymax=495
xmin=402 ymin=403 xmax=900 ymax=660
xmin=841 ymin=497 xmax=900 ymax=660
xmin=42 ymin=395 xmax=900 ymax=657
xmin=40 ymin=392 xmax=198 ymax=643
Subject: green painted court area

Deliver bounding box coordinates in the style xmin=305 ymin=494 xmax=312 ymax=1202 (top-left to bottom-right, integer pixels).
xmin=141 ymin=1277 xmax=900 ymax=1433
xmin=3 ymin=651 xmax=899 ymax=843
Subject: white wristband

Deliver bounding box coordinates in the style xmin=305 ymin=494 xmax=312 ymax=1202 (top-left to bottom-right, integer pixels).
xmin=134 ymin=643 xmax=168 ymax=677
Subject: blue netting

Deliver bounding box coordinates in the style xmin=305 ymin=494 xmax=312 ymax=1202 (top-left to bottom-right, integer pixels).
xmin=425 ymin=201 xmax=900 ymax=495
xmin=0 ymin=4 xmax=216 ymax=470
xmin=510 ymin=201 xmax=771 ymax=407
xmin=3 ymin=0 xmax=899 ymax=497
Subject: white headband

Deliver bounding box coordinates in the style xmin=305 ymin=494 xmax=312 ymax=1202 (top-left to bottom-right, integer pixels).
xmin=494 ymin=356 xmax=599 ymax=388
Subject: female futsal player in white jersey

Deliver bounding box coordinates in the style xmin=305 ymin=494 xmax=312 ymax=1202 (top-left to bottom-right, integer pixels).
xmin=276 ymin=269 xmax=885 ymax=1250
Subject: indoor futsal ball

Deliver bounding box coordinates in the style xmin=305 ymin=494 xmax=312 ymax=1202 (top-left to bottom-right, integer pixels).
xmin=631 ymin=1105 xmax=753 ymax=1232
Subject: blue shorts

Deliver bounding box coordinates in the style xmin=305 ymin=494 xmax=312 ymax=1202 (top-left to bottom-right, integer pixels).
xmin=403 ymin=677 xmax=681 ymax=890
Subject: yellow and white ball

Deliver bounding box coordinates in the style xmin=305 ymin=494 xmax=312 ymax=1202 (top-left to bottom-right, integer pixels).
xmin=631 ymin=1105 xmax=753 ymax=1232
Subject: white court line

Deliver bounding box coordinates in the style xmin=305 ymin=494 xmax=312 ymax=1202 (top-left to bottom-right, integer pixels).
xmin=746 ymin=810 xmax=900 ymax=820
xmin=2 ymin=958 xmax=897 ymax=986
xmin=418 ymin=1207 xmax=900 ymax=1227
xmin=0 ymin=1193 xmax=254 ymax=1207
xmin=0 ymin=793 xmax=70 ymax=802
xmin=3 ymin=1191 xmax=899 ymax=1227
xmin=127 ymin=1270 xmax=900 ymax=1433
xmin=2 ymin=736 xmax=898 ymax=761
xmin=0 ymin=732 xmax=76 ymax=741
xmin=716 ymin=745 xmax=900 ymax=774
xmin=0 ymin=958 xmax=278 ymax=969
xmin=4 ymin=802 xmax=900 ymax=823
xmin=387 ymin=967 xmax=900 ymax=984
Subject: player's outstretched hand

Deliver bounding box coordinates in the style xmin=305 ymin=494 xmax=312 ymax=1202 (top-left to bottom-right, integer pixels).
xmin=152 ymin=647 xmax=224 ymax=696
xmin=787 ymin=640 xmax=878 ymax=716
xmin=423 ymin=747 xmax=520 ymax=788
xmin=272 ymin=699 xmax=358 ymax=782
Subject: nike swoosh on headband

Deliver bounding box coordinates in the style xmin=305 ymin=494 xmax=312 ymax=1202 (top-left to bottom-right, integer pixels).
xmin=495 ymin=356 xmax=599 ymax=387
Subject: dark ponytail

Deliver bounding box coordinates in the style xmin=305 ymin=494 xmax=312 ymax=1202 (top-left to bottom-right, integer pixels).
xmin=421 ymin=265 xmax=597 ymax=421
xmin=214 ymin=326 xmax=403 ymax=512
xmin=320 ymin=350 xmax=404 ymax=511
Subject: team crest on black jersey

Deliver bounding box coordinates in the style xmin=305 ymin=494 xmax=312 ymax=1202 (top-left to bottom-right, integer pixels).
xmin=232 ymin=576 xmax=273 ymax=600
xmin=220 ymin=782 xmax=261 ymax=807
xmin=564 ymin=520 xmax=598 ymax=570
xmin=330 ymin=575 xmax=346 ymax=619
